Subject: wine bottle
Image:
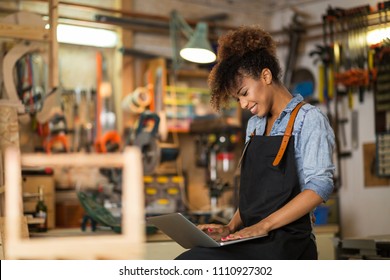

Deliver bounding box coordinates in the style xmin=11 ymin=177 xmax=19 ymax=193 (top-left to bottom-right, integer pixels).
xmin=35 ymin=185 xmax=48 ymax=232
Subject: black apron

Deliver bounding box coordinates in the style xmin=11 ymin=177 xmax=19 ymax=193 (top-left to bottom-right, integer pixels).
xmin=176 ymin=103 xmax=317 ymax=260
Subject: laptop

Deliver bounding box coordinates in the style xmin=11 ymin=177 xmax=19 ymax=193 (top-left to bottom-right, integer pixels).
xmin=146 ymin=212 xmax=267 ymax=249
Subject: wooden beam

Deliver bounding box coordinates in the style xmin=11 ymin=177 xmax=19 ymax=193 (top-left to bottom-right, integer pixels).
xmin=23 ymin=0 xmax=236 ymax=30
xmin=48 ymin=0 xmax=59 ymax=89
xmin=0 ymin=105 xmax=20 ymax=157
xmin=0 ymin=103 xmax=20 ymax=218
xmin=119 ymin=0 xmax=136 ymax=131
xmin=0 ymin=22 xmax=49 ymax=41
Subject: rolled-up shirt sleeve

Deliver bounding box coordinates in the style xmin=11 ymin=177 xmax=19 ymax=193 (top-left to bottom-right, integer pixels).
xmin=300 ymin=108 xmax=336 ymax=202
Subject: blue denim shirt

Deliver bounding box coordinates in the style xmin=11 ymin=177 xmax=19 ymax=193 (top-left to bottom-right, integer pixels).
xmin=245 ymin=94 xmax=335 ymax=202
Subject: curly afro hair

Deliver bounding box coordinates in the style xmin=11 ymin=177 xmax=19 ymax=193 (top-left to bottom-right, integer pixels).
xmin=208 ymin=25 xmax=282 ymax=111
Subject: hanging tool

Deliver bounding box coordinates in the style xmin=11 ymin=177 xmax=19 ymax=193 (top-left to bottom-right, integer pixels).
xmin=351 ymin=110 xmax=359 ymax=150
xmin=94 ymin=52 xmax=122 ymax=153
xmin=309 ymin=44 xmax=332 ymax=115
xmin=43 ymin=113 xmax=69 ymax=154
xmin=317 ymin=64 xmax=325 ymax=103
xmin=94 ymin=131 xmax=121 ymax=153
xmin=283 ymin=12 xmax=307 ymax=89
xmin=133 ymin=112 xmax=161 ymax=174
xmin=43 ymin=134 xmax=69 ymax=154
xmin=374 ymin=44 xmax=390 ymax=132
xmin=121 ymin=87 xmax=151 ymax=115
xmin=132 ymin=111 xmax=180 ymax=175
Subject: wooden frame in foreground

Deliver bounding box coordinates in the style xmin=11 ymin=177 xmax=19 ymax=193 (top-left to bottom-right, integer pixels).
xmin=4 ymin=147 xmax=145 ymax=259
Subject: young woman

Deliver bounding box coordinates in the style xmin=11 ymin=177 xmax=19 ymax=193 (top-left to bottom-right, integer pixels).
xmin=175 ymin=25 xmax=335 ymax=260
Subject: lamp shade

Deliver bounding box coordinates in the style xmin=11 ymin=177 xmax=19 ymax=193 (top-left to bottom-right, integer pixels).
xmin=179 ymin=22 xmax=216 ymax=64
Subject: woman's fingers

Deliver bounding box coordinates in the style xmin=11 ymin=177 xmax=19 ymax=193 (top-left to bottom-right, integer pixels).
xmin=196 ymin=224 xmax=231 ymax=241
xmin=221 ymin=234 xmax=242 ymax=241
xmin=221 ymin=225 xmax=266 ymax=241
xmin=198 ymin=224 xmax=224 ymax=233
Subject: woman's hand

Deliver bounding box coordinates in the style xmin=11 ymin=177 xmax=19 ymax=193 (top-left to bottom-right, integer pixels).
xmin=197 ymin=224 xmax=231 ymax=241
xmin=221 ymin=222 xmax=270 ymax=241
xmin=218 ymin=190 xmax=324 ymax=242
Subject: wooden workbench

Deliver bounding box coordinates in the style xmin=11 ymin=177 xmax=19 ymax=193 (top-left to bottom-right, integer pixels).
xmin=30 ymin=227 xmax=186 ymax=260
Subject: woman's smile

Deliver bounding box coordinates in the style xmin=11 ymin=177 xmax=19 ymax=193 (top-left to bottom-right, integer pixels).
xmin=249 ymin=103 xmax=258 ymax=114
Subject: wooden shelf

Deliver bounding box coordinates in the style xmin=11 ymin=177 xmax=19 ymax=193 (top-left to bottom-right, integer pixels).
xmin=313 ymin=223 xmax=340 ymax=234
xmin=173 ymin=69 xmax=210 ymax=79
xmin=26 ymin=216 xmax=45 ymax=225
xmin=166 ymin=85 xmax=209 ymax=94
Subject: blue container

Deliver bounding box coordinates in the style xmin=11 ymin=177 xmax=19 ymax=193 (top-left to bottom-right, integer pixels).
xmin=313 ymin=205 xmax=330 ymax=225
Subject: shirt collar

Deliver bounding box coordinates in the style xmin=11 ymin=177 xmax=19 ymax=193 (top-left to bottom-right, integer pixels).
xmin=282 ymin=94 xmax=304 ymax=115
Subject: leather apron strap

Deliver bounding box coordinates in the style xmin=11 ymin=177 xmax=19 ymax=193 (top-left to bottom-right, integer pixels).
xmin=272 ymin=101 xmax=305 ymax=167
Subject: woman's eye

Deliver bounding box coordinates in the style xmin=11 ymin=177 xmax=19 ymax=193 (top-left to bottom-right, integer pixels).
xmin=236 ymin=89 xmax=248 ymax=101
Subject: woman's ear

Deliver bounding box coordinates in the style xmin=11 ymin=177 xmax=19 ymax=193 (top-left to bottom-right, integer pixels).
xmin=262 ymin=68 xmax=273 ymax=85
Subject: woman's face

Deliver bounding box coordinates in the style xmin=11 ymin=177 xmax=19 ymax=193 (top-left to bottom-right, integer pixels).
xmin=235 ymin=70 xmax=273 ymax=118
